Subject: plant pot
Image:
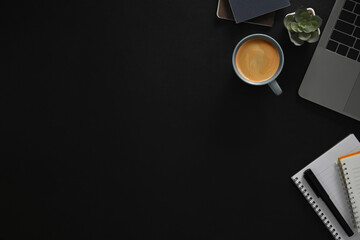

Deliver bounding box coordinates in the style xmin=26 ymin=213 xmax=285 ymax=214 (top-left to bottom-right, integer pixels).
xmin=285 ymin=8 xmax=321 ymax=46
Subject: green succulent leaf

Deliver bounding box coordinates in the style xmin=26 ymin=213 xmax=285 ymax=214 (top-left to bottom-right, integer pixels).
xmin=284 ymin=15 xmax=295 ymax=29
xmin=307 ymin=30 xmax=320 ymax=43
xmin=302 ymin=23 xmax=314 ymax=33
xmin=298 ymin=32 xmax=311 ymax=41
xmin=290 ymin=22 xmax=302 ymax=32
xmin=295 ymin=8 xmax=311 ymax=22
xmin=298 ymin=19 xmax=308 ymax=29
xmin=311 ymin=15 xmax=323 ymax=28
xmin=305 ymin=20 xmax=320 ymax=32
xmin=285 ymin=22 xmax=292 ymax=31
xmin=290 ymin=32 xmax=304 ymax=45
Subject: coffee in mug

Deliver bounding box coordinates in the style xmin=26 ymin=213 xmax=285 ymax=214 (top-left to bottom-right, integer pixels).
xmin=235 ymin=38 xmax=280 ymax=82
xmin=232 ymin=34 xmax=284 ymax=95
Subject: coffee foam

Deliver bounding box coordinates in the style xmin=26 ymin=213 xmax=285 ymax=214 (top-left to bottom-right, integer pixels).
xmin=235 ymin=38 xmax=280 ymax=82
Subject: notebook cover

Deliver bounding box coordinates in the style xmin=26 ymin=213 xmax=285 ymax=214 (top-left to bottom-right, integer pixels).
xmin=217 ymin=0 xmax=275 ymax=27
xmin=228 ymin=0 xmax=290 ymax=24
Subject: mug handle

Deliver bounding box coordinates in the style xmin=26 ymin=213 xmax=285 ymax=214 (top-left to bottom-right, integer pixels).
xmin=268 ymin=80 xmax=282 ymax=96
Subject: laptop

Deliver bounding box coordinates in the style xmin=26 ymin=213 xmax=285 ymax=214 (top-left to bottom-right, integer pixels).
xmin=299 ymin=0 xmax=360 ymax=121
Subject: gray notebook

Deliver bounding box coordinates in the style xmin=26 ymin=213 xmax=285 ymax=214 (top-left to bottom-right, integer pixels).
xmin=216 ymin=0 xmax=275 ymax=27
xmin=228 ymin=0 xmax=290 ymax=24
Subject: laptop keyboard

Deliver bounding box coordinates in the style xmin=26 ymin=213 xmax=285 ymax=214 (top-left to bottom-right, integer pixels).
xmin=327 ymin=0 xmax=360 ymax=62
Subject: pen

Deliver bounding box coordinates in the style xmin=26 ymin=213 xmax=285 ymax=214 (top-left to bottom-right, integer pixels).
xmin=304 ymin=168 xmax=354 ymax=237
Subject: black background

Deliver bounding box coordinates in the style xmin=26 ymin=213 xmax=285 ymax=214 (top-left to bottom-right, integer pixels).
xmin=1 ymin=0 xmax=360 ymax=239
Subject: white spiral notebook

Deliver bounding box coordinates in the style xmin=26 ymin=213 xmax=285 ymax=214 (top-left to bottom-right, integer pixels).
xmin=291 ymin=134 xmax=360 ymax=240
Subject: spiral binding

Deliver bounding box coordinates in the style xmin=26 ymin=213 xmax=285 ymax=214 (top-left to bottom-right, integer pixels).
xmin=292 ymin=176 xmax=342 ymax=240
xmin=336 ymin=163 xmax=358 ymax=228
xmin=341 ymin=162 xmax=360 ymax=229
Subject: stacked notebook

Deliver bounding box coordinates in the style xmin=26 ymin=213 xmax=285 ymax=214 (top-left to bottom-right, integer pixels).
xmin=216 ymin=0 xmax=290 ymax=26
xmin=292 ymin=134 xmax=360 ymax=239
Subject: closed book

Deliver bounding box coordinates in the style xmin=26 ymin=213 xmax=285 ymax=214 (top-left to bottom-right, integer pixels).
xmin=216 ymin=0 xmax=275 ymax=27
xmin=228 ymin=0 xmax=290 ymax=24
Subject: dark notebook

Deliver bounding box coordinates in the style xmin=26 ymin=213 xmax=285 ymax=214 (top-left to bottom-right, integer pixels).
xmin=228 ymin=0 xmax=290 ymax=24
xmin=216 ymin=0 xmax=275 ymax=27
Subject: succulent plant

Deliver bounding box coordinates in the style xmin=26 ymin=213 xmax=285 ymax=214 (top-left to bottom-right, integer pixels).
xmin=284 ymin=8 xmax=323 ymax=45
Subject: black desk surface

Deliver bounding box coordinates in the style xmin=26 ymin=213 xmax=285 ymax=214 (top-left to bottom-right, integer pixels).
xmin=1 ymin=0 xmax=360 ymax=239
